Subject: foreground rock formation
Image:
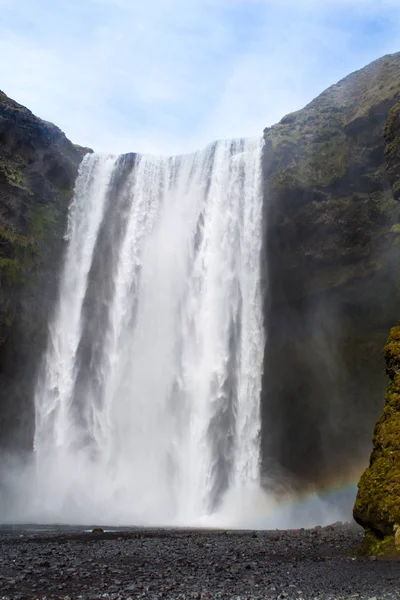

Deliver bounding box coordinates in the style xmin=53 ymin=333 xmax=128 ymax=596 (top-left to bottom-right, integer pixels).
xmin=353 ymin=325 xmax=400 ymax=551
xmin=261 ymin=52 xmax=400 ymax=488
xmin=0 ymin=91 xmax=88 ymax=449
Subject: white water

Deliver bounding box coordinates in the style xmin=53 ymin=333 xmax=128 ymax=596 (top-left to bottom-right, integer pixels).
xmin=30 ymin=138 xmax=265 ymax=526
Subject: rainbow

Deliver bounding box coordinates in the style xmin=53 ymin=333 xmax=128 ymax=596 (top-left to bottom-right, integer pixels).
xmin=236 ymin=479 xmax=359 ymax=530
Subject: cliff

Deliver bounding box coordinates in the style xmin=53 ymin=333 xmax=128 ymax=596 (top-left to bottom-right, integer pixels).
xmin=0 ymin=90 xmax=88 ymax=449
xmin=352 ymin=98 xmax=400 ymax=548
xmin=260 ymin=53 xmax=400 ymax=489
xmin=353 ymin=325 xmax=400 ymax=552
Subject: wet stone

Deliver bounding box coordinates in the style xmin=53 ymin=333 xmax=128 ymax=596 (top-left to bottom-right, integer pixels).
xmin=0 ymin=524 xmax=398 ymax=599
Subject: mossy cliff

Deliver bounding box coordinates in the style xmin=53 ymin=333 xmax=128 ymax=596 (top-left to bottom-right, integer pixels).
xmin=384 ymin=100 xmax=400 ymax=201
xmin=353 ymin=326 xmax=400 ymax=553
xmin=0 ymin=90 xmax=88 ymax=450
xmin=353 ymin=96 xmax=400 ymax=546
xmin=260 ymin=53 xmax=400 ymax=489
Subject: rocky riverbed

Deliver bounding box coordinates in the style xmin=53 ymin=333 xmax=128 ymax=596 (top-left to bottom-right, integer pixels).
xmin=0 ymin=523 xmax=399 ymax=600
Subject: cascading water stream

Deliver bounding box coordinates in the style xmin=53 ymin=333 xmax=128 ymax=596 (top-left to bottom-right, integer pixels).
xmin=32 ymin=138 xmax=265 ymax=526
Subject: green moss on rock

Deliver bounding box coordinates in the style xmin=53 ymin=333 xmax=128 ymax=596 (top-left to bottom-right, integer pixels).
xmin=354 ymin=325 xmax=400 ymax=550
xmin=262 ymin=52 xmax=400 ymax=490
xmin=0 ymin=161 xmax=31 ymax=193
xmin=358 ymin=530 xmax=398 ymax=556
xmin=384 ymin=101 xmax=400 ymax=201
xmin=0 ymin=88 xmax=89 ymax=450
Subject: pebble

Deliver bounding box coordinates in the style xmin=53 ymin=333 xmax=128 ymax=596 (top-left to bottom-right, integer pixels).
xmin=0 ymin=523 xmax=398 ymax=599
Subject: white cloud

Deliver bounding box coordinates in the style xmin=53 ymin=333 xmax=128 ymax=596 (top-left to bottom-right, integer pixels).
xmin=0 ymin=0 xmax=399 ymax=154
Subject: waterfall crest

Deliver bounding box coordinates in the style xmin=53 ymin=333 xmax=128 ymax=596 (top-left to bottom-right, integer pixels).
xmin=33 ymin=138 xmax=265 ymax=525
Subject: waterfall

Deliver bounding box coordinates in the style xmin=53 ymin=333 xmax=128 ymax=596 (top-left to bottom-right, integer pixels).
xmin=32 ymin=138 xmax=265 ymax=526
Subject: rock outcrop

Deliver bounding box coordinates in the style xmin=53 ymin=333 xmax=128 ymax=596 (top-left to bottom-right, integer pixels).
xmin=353 ymin=92 xmax=400 ymax=543
xmin=260 ymin=53 xmax=400 ymax=489
xmin=353 ymin=325 xmax=400 ymax=547
xmin=0 ymin=90 xmax=88 ymax=450
xmin=384 ymin=100 xmax=400 ymax=201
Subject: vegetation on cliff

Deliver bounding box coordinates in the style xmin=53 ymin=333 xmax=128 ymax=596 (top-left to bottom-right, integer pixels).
xmin=352 ymin=68 xmax=400 ymax=552
xmin=385 ymin=101 xmax=400 ymax=202
xmin=0 ymin=90 xmax=88 ymax=449
xmin=263 ymin=53 xmax=400 ymax=297
xmin=261 ymin=52 xmax=400 ymax=488
xmin=353 ymin=326 xmax=400 ymax=553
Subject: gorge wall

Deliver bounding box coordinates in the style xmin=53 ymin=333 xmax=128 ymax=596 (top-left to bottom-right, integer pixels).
xmin=0 ymin=91 xmax=88 ymax=450
xmin=261 ymin=52 xmax=400 ymax=489
xmin=1 ymin=52 xmax=400 ymax=506
xmin=352 ymin=100 xmax=400 ymax=548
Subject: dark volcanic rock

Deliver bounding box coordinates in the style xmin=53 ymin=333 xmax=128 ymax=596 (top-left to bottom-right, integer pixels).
xmin=0 ymin=525 xmax=399 ymax=600
xmin=261 ymin=52 xmax=400 ymax=489
xmin=0 ymin=90 xmax=89 ymax=450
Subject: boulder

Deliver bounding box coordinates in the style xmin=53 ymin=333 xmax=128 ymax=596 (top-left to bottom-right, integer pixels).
xmin=354 ymin=325 xmax=400 ymax=543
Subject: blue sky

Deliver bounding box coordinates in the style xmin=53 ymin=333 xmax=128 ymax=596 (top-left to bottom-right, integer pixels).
xmin=0 ymin=0 xmax=400 ymax=154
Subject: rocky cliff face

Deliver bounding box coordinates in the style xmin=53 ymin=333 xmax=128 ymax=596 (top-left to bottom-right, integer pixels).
xmin=384 ymin=100 xmax=400 ymax=201
xmin=353 ymin=326 xmax=400 ymax=546
xmin=0 ymin=91 xmax=88 ymax=450
xmin=260 ymin=53 xmax=400 ymax=490
xmin=352 ymin=97 xmax=400 ymax=550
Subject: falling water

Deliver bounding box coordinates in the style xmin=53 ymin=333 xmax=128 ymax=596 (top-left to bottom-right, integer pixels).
xmin=32 ymin=138 xmax=265 ymax=526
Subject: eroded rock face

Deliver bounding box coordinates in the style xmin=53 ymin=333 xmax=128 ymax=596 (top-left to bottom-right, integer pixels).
xmin=260 ymin=52 xmax=400 ymax=488
xmin=353 ymin=326 xmax=400 ymax=547
xmin=384 ymin=101 xmax=400 ymax=201
xmin=0 ymin=90 xmax=89 ymax=450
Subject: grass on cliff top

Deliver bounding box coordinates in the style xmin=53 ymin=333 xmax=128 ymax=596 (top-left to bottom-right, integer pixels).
xmin=349 ymin=57 xmax=400 ymax=123
xmin=266 ymin=53 xmax=400 ymax=163
xmin=0 ymin=90 xmax=33 ymax=115
xmin=300 ymin=53 xmax=400 ymax=125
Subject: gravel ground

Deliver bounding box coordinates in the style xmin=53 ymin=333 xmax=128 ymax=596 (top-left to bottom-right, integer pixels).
xmin=0 ymin=523 xmax=398 ymax=600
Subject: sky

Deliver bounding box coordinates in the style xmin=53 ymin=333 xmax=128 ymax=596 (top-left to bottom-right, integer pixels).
xmin=0 ymin=0 xmax=400 ymax=155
